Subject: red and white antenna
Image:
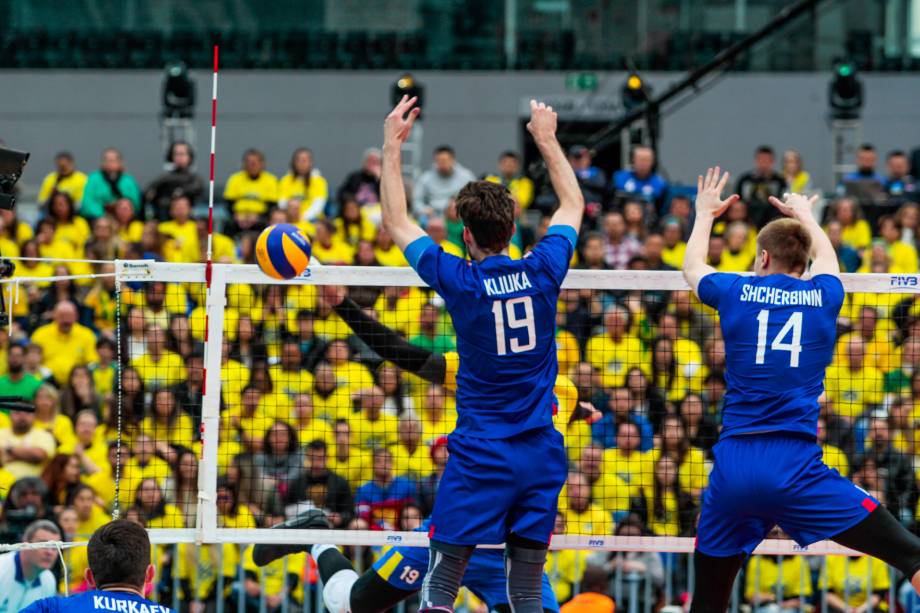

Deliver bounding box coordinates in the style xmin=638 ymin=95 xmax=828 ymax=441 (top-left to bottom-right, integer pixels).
xmin=205 ymin=45 xmax=219 ymax=285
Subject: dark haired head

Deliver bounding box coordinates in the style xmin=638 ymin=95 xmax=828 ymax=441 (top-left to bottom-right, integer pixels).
xmin=456 ymin=180 xmax=515 ymax=255
xmin=66 ymin=482 xmax=95 ymax=507
xmin=499 ymin=151 xmax=520 ymax=161
xmin=579 ymin=564 xmax=610 ymax=595
xmin=434 ymin=146 xmax=455 ymax=157
xmin=306 ymin=439 xmax=328 ymax=453
xmin=243 ymin=148 xmax=264 ymax=161
xmin=756 ymin=145 xmax=775 ymax=157
xmin=87 ymin=520 xmax=151 ymax=589
xmin=95 ymin=337 xmax=116 ymax=351
xmin=168 ymin=140 xmax=195 ymax=164
xmin=859 ymin=143 xmax=876 ymax=152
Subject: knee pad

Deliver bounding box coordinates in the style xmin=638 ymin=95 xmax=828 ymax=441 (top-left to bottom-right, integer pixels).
xmin=323 ymin=568 xmax=360 ymax=613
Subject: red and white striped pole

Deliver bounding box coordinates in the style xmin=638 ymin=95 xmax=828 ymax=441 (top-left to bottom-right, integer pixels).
xmin=205 ymin=45 xmax=219 ymax=286
xmin=196 ymin=46 xmax=220 ymax=543
xmin=201 ymin=44 xmax=218 ymax=449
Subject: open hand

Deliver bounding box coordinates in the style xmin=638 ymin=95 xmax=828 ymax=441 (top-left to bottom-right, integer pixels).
xmin=768 ymin=192 xmax=819 ymax=221
xmin=526 ymin=100 xmax=557 ymax=142
xmin=384 ymin=95 xmax=421 ymax=146
xmin=695 ymin=167 xmax=739 ymax=219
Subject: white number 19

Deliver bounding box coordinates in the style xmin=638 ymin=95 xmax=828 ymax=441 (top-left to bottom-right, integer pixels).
xmin=755 ymin=309 xmax=803 ymax=368
xmin=492 ymin=296 xmax=536 ymax=355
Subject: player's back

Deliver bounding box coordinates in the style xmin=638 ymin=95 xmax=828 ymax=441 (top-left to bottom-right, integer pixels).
xmin=407 ymin=227 xmax=574 ymax=438
xmin=697 ymin=272 xmax=844 ymax=437
xmin=21 ymin=590 xmax=176 ymax=613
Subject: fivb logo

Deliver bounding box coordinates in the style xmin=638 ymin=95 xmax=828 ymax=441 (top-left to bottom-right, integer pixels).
xmin=386 ymin=535 xmax=403 ymax=543
xmin=588 ymin=539 xmax=605 ymax=547
xmin=890 ymin=275 xmax=919 ymax=287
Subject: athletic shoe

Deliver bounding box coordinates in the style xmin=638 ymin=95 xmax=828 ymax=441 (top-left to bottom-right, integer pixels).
xmin=252 ymin=508 xmax=330 ymax=566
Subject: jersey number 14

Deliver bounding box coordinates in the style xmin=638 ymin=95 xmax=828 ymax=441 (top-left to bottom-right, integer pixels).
xmin=755 ymin=309 xmax=803 ymax=368
xmin=492 ymin=296 xmax=536 ymax=355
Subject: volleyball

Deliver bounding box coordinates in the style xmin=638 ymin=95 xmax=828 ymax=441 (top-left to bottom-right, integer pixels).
xmin=255 ymin=223 xmax=312 ymax=279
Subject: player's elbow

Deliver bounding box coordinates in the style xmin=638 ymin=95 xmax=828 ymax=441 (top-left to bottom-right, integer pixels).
xmin=565 ymin=191 xmax=586 ymax=211
xmin=380 ymin=212 xmax=400 ymax=236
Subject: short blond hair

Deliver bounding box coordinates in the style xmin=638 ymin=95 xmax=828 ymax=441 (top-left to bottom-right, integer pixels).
xmin=756 ymin=218 xmax=811 ymax=274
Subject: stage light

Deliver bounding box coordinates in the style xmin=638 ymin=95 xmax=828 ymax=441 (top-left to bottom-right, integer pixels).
xmin=391 ymin=73 xmax=424 ymax=120
xmin=622 ymin=73 xmax=649 ymax=112
xmin=829 ymin=61 xmax=863 ymax=120
xmin=162 ymin=62 xmax=196 ymax=119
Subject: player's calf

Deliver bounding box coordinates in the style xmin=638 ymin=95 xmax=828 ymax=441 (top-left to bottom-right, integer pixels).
xmin=419 ymin=540 xmax=475 ymax=612
xmin=504 ymin=534 xmax=551 ymax=613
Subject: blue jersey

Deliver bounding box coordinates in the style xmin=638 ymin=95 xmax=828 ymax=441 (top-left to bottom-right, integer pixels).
xmin=21 ymin=590 xmax=175 ymax=613
xmin=613 ymin=169 xmax=668 ymax=201
xmin=406 ymin=226 xmax=576 ymax=438
xmin=698 ymin=273 xmax=844 ymax=438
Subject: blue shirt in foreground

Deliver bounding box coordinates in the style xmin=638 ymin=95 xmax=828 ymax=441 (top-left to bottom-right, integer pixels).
xmin=406 ymin=226 xmax=576 ymax=438
xmin=697 ymin=272 xmax=843 ymax=438
xmin=21 ymin=590 xmax=175 ymax=613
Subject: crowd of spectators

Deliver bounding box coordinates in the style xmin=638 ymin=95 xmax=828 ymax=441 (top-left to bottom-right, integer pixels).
xmin=0 ymin=137 xmax=918 ymax=611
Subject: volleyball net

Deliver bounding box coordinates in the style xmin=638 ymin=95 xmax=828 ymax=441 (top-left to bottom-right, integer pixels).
xmin=3 ymin=259 xmax=920 ymax=611
xmin=98 ymin=261 xmax=917 ymax=552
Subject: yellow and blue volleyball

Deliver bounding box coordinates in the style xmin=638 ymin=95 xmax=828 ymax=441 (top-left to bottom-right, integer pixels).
xmin=255 ymin=224 xmax=312 ymax=279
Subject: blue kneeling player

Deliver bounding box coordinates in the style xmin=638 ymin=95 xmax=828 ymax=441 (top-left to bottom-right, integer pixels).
xmin=252 ymin=512 xmax=559 ymax=613
xmin=21 ymin=520 xmax=175 ymax=613
xmin=683 ymin=168 xmax=920 ymax=613
xmin=376 ymin=95 xmax=584 ymax=613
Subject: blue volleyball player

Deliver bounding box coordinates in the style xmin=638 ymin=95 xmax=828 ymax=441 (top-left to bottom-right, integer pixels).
xmin=20 ymin=520 xmax=175 ymax=613
xmin=378 ymin=96 xmax=584 ymax=612
xmin=683 ymin=168 xmax=920 ymax=613
xmin=252 ymin=512 xmax=560 ymax=613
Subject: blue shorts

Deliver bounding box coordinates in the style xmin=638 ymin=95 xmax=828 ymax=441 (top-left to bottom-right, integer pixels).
xmin=430 ymin=426 xmax=567 ymax=546
xmin=373 ymin=545 xmax=559 ymax=611
xmin=697 ymin=433 xmax=878 ymax=557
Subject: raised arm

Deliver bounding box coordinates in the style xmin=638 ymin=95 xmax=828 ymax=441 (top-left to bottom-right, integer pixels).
xmin=321 ymin=285 xmax=447 ymax=384
xmin=768 ymin=193 xmax=839 ymax=277
xmin=380 ymin=95 xmax=427 ymax=251
xmin=527 ymin=100 xmax=584 ymax=231
xmin=683 ymin=167 xmax=740 ymax=295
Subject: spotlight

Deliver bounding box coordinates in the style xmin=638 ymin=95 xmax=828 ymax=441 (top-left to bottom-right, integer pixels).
xmin=829 ymin=61 xmax=863 ymax=120
xmin=622 ymin=73 xmax=650 ymax=112
xmin=391 ymin=73 xmax=424 ymax=120
xmin=162 ymin=62 xmax=196 ymax=119
xmin=0 ymin=148 xmax=29 ymax=210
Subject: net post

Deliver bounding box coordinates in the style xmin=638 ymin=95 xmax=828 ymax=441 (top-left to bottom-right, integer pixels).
xmin=197 ymin=262 xmax=228 ymax=544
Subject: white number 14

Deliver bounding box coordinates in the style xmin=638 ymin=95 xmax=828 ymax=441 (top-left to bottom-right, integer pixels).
xmin=755 ymin=309 xmax=803 ymax=368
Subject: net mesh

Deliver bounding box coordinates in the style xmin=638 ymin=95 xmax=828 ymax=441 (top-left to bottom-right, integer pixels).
xmin=107 ymin=262 xmax=919 ymax=549
xmin=2 ymin=260 xmax=917 ymax=611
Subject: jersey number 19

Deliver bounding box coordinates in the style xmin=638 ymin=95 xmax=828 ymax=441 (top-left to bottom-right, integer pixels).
xmin=491 ymin=297 xmax=536 ymax=355
xmin=755 ymin=309 xmax=803 ymax=368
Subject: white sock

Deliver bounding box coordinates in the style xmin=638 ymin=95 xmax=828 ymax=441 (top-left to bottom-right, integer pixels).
xmin=311 ymin=542 xmax=339 ymax=560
